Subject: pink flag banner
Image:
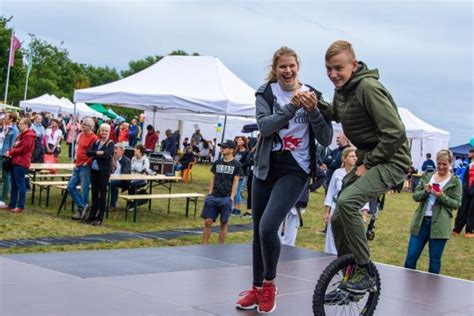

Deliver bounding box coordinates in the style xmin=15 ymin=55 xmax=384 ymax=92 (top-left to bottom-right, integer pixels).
xmin=9 ymin=35 xmax=21 ymax=66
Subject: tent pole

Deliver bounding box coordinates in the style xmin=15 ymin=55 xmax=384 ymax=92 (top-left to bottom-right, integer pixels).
xmin=221 ymin=113 xmax=228 ymax=144
xmin=152 ymin=108 xmax=156 ymax=126
xmin=217 ymin=114 xmax=228 ymax=160
xmin=71 ymin=103 xmax=77 ymax=162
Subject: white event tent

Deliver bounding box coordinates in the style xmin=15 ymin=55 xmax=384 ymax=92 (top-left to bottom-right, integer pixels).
xmin=59 ymin=97 xmax=104 ymax=119
xmin=20 ymin=94 xmax=103 ymax=119
xmin=332 ymin=107 xmax=449 ymax=171
xmin=74 ymin=56 xmax=256 ymax=139
xmin=20 ymin=94 xmax=63 ymax=115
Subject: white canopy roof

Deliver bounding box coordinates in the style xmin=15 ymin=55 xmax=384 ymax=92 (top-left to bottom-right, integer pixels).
xmin=74 ymin=56 xmax=256 ymax=117
xmin=332 ymin=107 xmax=449 ymax=170
xmin=20 ymin=94 xmax=62 ymax=115
xmin=59 ymin=97 xmax=104 ymax=118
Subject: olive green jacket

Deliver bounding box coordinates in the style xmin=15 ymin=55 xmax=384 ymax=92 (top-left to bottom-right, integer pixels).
xmin=319 ymin=62 xmax=411 ymax=171
xmin=410 ymin=171 xmax=462 ymax=239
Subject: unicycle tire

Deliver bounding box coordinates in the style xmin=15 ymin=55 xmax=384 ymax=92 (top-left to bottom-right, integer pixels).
xmin=312 ymin=254 xmax=381 ymax=316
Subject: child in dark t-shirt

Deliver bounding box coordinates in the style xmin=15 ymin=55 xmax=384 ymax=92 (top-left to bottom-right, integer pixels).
xmin=201 ymin=140 xmax=242 ymax=244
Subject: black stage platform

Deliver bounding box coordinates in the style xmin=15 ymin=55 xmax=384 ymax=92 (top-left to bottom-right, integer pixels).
xmin=1 ymin=244 xmax=472 ymax=315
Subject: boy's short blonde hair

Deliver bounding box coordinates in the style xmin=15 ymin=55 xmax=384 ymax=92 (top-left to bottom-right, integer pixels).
xmin=325 ymin=40 xmax=356 ymax=61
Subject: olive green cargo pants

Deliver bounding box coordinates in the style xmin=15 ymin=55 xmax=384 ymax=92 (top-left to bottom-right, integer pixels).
xmin=331 ymin=163 xmax=406 ymax=265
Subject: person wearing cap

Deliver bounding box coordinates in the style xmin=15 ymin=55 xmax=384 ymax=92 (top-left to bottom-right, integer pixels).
xmin=45 ymin=118 xmax=63 ymax=157
xmin=67 ymin=118 xmax=98 ymax=221
xmin=191 ymin=129 xmax=203 ymax=146
xmin=109 ymin=143 xmax=132 ymax=212
xmin=201 ymin=139 xmax=242 ymax=245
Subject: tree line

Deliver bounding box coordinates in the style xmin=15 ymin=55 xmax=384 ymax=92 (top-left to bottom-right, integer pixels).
xmin=0 ymin=16 xmax=199 ymax=119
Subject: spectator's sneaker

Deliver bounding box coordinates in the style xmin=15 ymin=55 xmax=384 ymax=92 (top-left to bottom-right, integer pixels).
xmin=91 ymin=219 xmax=102 ymax=226
xmin=241 ymin=212 xmax=252 ymax=219
xmin=258 ymin=282 xmax=277 ymax=314
xmin=451 ymin=230 xmax=460 ymax=236
xmin=464 ymin=233 xmax=474 ymax=238
xmin=231 ymin=209 xmax=241 ymax=216
xmin=80 ymin=205 xmax=90 ymax=222
xmin=0 ymin=201 xmax=5 ymax=207
xmin=236 ymin=286 xmax=261 ymax=310
xmin=339 ymin=266 xmax=376 ymax=294
xmin=71 ymin=208 xmax=83 ymax=220
xmin=324 ymin=288 xmax=363 ymax=305
xmin=10 ymin=208 xmax=24 ymax=213
xmin=1 ymin=205 xmax=13 ymax=211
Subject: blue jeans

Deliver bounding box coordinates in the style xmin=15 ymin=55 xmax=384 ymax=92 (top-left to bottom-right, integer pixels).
xmin=110 ymin=180 xmax=129 ymax=208
xmin=67 ymin=165 xmax=91 ymax=209
xmin=1 ymin=156 xmax=10 ymax=202
xmin=234 ymin=177 xmax=247 ymax=205
xmin=404 ymin=217 xmax=447 ymax=274
xmin=174 ymin=164 xmax=184 ymax=172
xmin=9 ymin=165 xmax=27 ymax=209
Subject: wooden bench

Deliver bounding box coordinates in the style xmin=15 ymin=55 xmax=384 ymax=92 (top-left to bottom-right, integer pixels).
xmin=55 ymin=184 xmax=81 ymax=216
xmin=30 ymin=181 xmax=69 ymax=207
xmin=28 ymin=173 xmax=72 ymax=179
xmin=118 ymin=193 xmax=204 ymax=222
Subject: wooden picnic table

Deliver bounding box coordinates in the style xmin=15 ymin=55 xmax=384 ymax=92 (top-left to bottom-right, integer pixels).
xmin=56 ymin=173 xmax=182 ymax=217
xmin=109 ymin=174 xmax=181 ymax=181
xmin=30 ymin=163 xmax=75 ymax=170
xmin=29 ymin=164 xmax=75 ymax=204
xmin=109 ymin=174 xmax=182 ymax=214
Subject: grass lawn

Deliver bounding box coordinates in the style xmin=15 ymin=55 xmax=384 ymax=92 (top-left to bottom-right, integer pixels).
xmin=0 ymin=163 xmax=472 ymax=281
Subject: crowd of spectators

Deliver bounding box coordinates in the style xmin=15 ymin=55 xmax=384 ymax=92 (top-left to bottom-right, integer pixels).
xmin=0 ymin=108 xmax=471 ymax=275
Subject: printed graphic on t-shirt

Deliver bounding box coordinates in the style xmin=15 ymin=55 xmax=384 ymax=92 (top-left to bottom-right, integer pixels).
xmin=216 ymin=164 xmax=236 ymax=175
xmin=211 ymin=159 xmax=242 ymax=197
xmin=270 ymin=83 xmax=311 ymax=173
xmin=283 ymin=135 xmax=302 ymax=150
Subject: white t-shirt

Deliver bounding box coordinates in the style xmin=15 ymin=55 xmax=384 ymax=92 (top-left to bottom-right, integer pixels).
xmin=424 ymin=174 xmax=451 ymax=216
xmin=270 ymin=82 xmax=310 ymax=174
xmin=324 ymin=167 xmax=369 ymax=211
xmin=45 ymin=128 xmax=63 ymax=146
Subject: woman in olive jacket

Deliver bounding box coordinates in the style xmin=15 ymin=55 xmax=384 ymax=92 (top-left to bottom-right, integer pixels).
xmin=404 ymin=150 xmax=462 ymax=274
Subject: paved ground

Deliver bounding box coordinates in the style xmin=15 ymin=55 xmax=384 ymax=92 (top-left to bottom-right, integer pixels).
xmin=1 ymin=244 xmax=473 ymax=315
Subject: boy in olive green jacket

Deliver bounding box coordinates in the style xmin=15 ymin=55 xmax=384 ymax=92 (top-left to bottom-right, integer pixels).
xmin=318 ymin=40 xmax=411 ymax=297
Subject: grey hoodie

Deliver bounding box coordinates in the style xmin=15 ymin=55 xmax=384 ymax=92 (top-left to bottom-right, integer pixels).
xmin=253 ymin=82 xmax=333 ymax=181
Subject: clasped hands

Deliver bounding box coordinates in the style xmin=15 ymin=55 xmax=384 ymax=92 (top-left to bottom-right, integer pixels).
xmin=291 ymin=91 xmax=318 ymax=112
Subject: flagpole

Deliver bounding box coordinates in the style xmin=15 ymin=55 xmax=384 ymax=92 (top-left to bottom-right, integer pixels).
xmin=4 ymin=30 xmax=14 ymax=104
xmin=23 ymin=45 xmax=32 ymax=100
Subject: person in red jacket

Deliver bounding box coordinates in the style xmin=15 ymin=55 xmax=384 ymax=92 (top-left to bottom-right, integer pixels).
xmin=118 ymin=122 xmax=129 ymax=143
xmin=144 ymin=125 xmax=158 ymax=151
xmin=3 ymin=118 xmax=35 ymax=213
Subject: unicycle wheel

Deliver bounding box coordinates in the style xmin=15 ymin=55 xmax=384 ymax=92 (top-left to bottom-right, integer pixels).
xmin=312 ymin=254 xmax=381 ymax=316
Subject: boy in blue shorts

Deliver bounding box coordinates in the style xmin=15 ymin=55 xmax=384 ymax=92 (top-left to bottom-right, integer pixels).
xmin=201 ymin=140 xmax=242 ymax=244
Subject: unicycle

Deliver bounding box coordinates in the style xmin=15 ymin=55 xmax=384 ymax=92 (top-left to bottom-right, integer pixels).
xmin=312 ymin=254 xmax=381 ymax=315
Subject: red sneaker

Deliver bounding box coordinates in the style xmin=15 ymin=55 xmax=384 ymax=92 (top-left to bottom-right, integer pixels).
xmin=258 ymin=282 xmax=277 ymax=313
xmin=1 ymin=205 xmax=13 ymax=211
xmin=10 ymin=208 xmax=24 ymax=213
xmin=236 ymin=286 xmax=260 ymax=310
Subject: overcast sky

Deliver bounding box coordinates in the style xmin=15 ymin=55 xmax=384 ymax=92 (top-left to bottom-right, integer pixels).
xmin=3 ymin=0 xmax=473 ymax=146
